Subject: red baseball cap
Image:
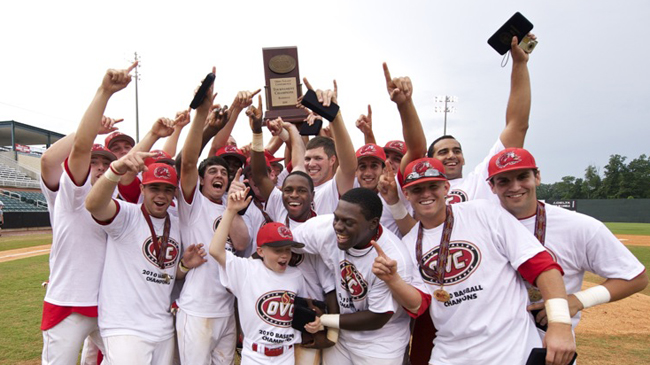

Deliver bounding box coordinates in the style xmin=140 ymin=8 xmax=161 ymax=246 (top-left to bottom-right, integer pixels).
xmin=356 ymin=143 xmax=386 ymax=163
xmin=402 ymin=158 xmax=447 ymax=189
xmin=104 ymin=131 xmax=135 ymax=150
xmin=264 ymin=150 xmax=284 ymax=164
xmin=90 ymin=144 xmax=117 ymax=162
xmin=142 ymin=163 xmax=178 ymax=187
xmin=487 ymin=148 xmax=537 ymax=181
xmin=144 ymin=150 xmax=174 ymax=167
xmin=257 ymin=222 xmax=305 ymax=248
xmin=384 ymin=140 xmax=407 ymax=156
xmin=216 ymin=146 xmax=246 ymax=165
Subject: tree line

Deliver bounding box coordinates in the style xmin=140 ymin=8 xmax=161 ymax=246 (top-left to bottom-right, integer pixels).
xmin=538 ymin=154 xmax=650 ymax=200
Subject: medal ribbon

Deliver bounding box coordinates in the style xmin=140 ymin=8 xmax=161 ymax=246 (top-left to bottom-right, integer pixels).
xmin=534 ymin=201 xmax=546 ymax=245
xmin=252 ymin=197 xmax=274 ymax=224
xmin=141 ymin=204 xmax=171 ymax=270
xmin=416 ymin=205 xmax=454 ymax=285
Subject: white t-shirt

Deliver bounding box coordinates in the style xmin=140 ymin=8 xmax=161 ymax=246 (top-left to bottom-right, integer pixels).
xmin=265 ymin=188 xmax=335 ymax=301
xmin=276 ymin=167 xmax=289 ymax=188
xmin=447 ymin=139 xmax=504 ymax=205
xmin=176 ymin=178 xmax=236 ymax=318
xmin=40 ymin=177 xmax=58 ymax=225
xmin=519 ymin=203 xmax=646 ymax=329
xmin=44 ymin=165 xmax=107 ymax=307
xmin=313 ymin=178 xmax=339 ymax=215
xmin=404 ymin=200 xmax=545 ymax=365
xmin=293 ymin=215 xmax=412 ymax=359
xmin=219 ymin=252 xmax=304 ymax=348
xmin=98 ymin=200 xmax=181 ymax=342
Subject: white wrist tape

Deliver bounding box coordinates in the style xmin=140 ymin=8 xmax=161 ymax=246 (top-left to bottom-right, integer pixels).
xmin=278 ymin=129 xmax=290 ymax=142
xmin=388 ymin=201 xmax=408 ymax=220
xmin=104 ymin=166 xmax=122 ymax=183
xmin=252 ymin=133 xmax=264 ymax=152
xmin=326 ymin=328 xmax=339 ymax=343
xmin=574 ymin=285 xmax=611 ymax=309
xmin=320 ymin=314 xmax=340 ymax=329
xmin=545 ymin=298 xmax=572 ymax=325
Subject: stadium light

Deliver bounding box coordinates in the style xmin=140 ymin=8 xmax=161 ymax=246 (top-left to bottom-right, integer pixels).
xmin=434 ymin=95 xmax=458 ymax=135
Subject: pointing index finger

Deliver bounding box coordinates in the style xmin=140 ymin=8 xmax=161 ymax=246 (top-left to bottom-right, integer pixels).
xmin=251 ymin=89 xmax=261 ymax=97
xmin=371 ymin=240 xmax=388 ymax=259
xmin=127 ymin=61 xmax=139 ymax=73
xmin=382 ymin=62 xmax=392 ymax=83
xmin=303 ymin=77 xmax=313 ymax=91
xmin=367 ymin=104 xmax=372 ymax=117
xmin=233 ymin=167 xmax=243 ymax=182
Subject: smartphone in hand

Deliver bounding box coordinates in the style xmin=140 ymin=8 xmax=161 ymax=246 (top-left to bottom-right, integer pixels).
xmin=190 ymin=73 xmax=216 ymax=109
xmin=488 ymin=12 xmax=534 ymax=55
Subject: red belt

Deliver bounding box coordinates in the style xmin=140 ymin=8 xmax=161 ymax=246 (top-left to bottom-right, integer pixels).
xmin=251 ymin=343 xmax=292 ymax=357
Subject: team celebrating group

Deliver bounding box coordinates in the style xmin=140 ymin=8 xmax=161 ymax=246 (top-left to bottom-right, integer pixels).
xmin=39 ymin=35 xmax=647 ymax=365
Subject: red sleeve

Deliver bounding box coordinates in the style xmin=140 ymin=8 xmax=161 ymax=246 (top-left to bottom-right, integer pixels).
xmin=405 ymin=288 xmax=432 ymax=319
xmin=118 ymin=176 xmax=141 ymax=203
xmin=517 ymin=251 xmax=564 ymax=285
xmin=286 ymin=161 xmax=293 ymax=173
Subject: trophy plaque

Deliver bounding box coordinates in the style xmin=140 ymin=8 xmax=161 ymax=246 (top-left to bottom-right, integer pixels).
xmin=262 ymin=46 xmax=309 ymax=123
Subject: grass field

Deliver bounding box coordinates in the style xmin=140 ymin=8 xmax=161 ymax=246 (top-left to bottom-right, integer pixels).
xmin=0 ymin=234 xmax=52 ymax=252
xmin=604 ymin=222 xmax=650 ymax=236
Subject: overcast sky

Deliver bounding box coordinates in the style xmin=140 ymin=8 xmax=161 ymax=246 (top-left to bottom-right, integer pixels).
xmin=1 ymin=0 xmax=648 ymax=183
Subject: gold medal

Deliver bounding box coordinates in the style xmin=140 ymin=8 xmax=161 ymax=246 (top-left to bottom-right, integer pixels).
xmin=162 ymin=273 xmax=171 ymax=284
xmin=433 ymin=288 xmax=450 ymax=302
xmin=528 ymin=287 xmax=542 ymax=302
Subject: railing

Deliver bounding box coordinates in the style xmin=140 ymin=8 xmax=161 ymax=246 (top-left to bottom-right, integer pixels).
xmin=0 ymin=178 xmax=40 ymax=189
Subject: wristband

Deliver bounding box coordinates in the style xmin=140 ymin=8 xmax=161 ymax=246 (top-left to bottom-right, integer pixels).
xmin=179 ymin=260 xmax=190 ymax=273
xmin=388 ymin=201 xmax=408 ymax=220
xmin=326 ymin=328 xmax=339 ymax=343
xmin=252 ymin=133 xmax=264 ymax=152
xmin=573 ymin=285 xmax=611 ymax=309
xmin=104 ymin=163 xmax=124 ymax=183
xmin=320 ymin=314 xmax=340 ymax=329
xmin=278 ymin=129 xmax=290 ymax=142
xmin=545 ymin=298 xmax=572 ymax=325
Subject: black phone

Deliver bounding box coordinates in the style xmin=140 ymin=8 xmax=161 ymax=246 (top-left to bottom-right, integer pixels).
xmin=299 ymin=119 xmax=323 ymax=136
xmin=190 ymin=73 xmax=216 ymax=109
xmin=487 ymin=12 xmax=534 ymax=55
xmin=300 ymin=89 xmax=340 ymax=122
xmin=530 ymin=309 xmax=548 ymax=332
xmin=526 ymin=348 xmax=577 ymax=365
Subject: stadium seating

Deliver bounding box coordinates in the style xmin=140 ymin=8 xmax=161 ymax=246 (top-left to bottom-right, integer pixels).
xmin=1 ymin=189 xmax=48 ymax=212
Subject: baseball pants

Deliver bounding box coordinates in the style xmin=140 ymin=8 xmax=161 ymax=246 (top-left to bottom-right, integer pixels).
xmin=176 ymin=308 xmax=236 ymax=365
xmin=294 ymin=345 xmax=320 ymax=365
xmin=103 ymin=335 xmax=174 ymax=365
xmin=42 ymin=313 xmax=104 ymax=365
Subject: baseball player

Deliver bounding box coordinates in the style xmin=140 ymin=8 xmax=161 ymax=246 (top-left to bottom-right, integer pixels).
xmin=354 ymin=105 xmax=409 ymax=174
xmin=85 ymin=152 xmax=207 ymax=364
xmin=209 ymin=188 xmax=308 ymax=365
xmin=301 ymin=78 xmax=357 ymax=215
xmin=39 ymin=62 xmax=136 ymax=365
xmin=372 ymin=157 xmax=576 ymax=365
xmin=487 ymin=148 xmax=648 ymax=331
xmin=175 ymin=74 xmax=256 ymax=364
xmin=293 ymin=188 xmax=413 ymax=365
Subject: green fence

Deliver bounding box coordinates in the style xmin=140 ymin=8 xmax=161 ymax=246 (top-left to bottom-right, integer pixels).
xmin=553 ymin=199 xmax=650 ymax=223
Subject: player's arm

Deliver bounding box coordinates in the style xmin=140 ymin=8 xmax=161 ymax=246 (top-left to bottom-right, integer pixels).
xmin=371 ymin=241 xmax=424 ymax=314
xmin=69 ymin=63 xmax=137 ymax=184
xmin=41 ymin=133 xmax=76 ymax=190
xmin=499 ymin=35 xmax=533 ymax=148
xmin=383 ymin=63 xmax=427 ymax=174
xmin=223 ymin=169 xmax=252 ymax=252
xmin=378 ymin=163 xmax=417 ymax=236
xmin=210 ymin=88 xmax=262 ymax=153
xmin=248 ymin=96 xmax=276 ymax=201
xmin=208 ymin=188 xmax=252 ymax=266
xmin=355 ymin=104 xmax=377 ymax=145
xmin=276 ymin=118 xmax=306 ymax=173
xmin=176 ymin=243 xmax=208 ymax=280
xmin=162 ymin=109 xmax=191 ymax=157
xmin=85 ymin=151 xmax=154 ymax=221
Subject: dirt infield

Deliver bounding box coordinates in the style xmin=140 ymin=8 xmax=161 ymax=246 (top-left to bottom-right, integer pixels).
xmin=0 ymin=244 xmax=51 ymax=263
xmin=616 ymin=234 xmax=650 ymax=247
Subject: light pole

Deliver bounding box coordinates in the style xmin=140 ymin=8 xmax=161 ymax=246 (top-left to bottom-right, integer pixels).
xmin=133 ymin=52 xmax=141 ymax=143
xmin=434 ymin=95 xmax=457 ymax=135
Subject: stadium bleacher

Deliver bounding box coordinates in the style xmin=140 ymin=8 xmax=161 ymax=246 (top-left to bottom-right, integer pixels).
xmin=1 ymin=190 xmax=48 ymax=212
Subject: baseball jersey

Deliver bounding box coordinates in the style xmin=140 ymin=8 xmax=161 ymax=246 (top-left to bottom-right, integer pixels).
xmin=45 ymin=162 xmax=107 ymax=307
xmin=219 ymin=252 xmax=304 ymax=348
xmin=447 ymin=139 xmax=504 ymax=205
xmin=519 ymin=203 xmax=646 ymax=329
xmin=404 ymin=200 xmax=545 ymax=365
xmin=265 ymin=188 xmax=335 ymax=301
xmin=313 ymin=178 xmax=339 ymax=215
xmin=175 ymin=177 xmax=235 ymax=318
xmin=97 ymin=200 xmax=181 ymax=342
xmin=292 ymin=215 xmax=412 ymax=359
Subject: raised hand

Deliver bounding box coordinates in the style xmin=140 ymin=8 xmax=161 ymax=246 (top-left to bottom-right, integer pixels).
xmin=112 ymin=151 xmax=157 ymax=175
xmin=227 ymin=168 xmax=248 ymax=195
xmin=98 ymin=116 xmax=123 ymax=135
xmin=371 ymin=241 xmax=399 ymax=283
xmin=181 ymin=243 xmax=208 ymax=269
xmin=240 ymin=143 xmax=251 ymax=158
xmin=303 ymin=78 xmax=338 ymax=107
xmin=174 ymin=109 xmax=191 ymax=130
xmin=267 ymin=117 xmax=284 ymax=136
xmin=383 ymin=63 xmax=412 ymax=106
xmin=196 ymin=67 xmax=218 ymax=113
xmin=232 ymin=89 xmax=261 ymax=110
xmin=511 ymin=33 xmax=536 ymax=63
xmin=151 ymin=117 xmax=177 ymax=138
xmin=378 ymin=162 xmax=399 ymax=205
xmin=101 ymin=61 xmax=138 ymax=94
xmin=246 ymin=94 xmax=264 ymax=133
xmin=227 ymin=186 xmax=252 ymax=212
xmin=355 ymin=105 xmax=373 ymax=134
xmin=206 ymin=104 xmax=229 ymax=129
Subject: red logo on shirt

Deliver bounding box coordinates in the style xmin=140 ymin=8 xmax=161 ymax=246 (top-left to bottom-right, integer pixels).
xmin=256 ymin=290 xmax=296 ymax=328
xmin=419 ymin=241 xmax=482 ymax=285
xmin=446 ymin=189 xmax=468 ymax=204
xmin=142 ymin=237 xmax=180 ymax=269
xmin=213 ymin=216 xmax=235 ymax=253
xmin=339 ymin=260 xmax=369 ymax=301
